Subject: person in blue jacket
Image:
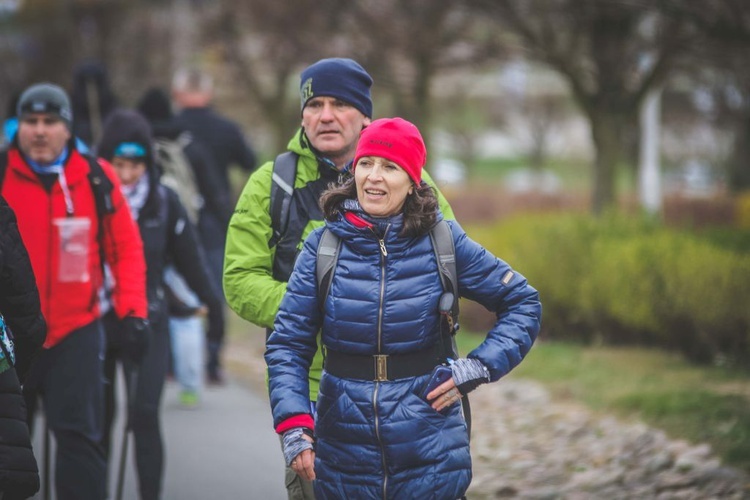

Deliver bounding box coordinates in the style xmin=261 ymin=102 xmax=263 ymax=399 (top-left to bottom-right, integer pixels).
xmin=265 ymin=117 xmax=542 ymax=499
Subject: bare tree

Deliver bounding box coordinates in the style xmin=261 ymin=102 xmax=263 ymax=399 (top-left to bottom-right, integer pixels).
xmin=660 ymin=0 xmax=750 ymax=192
xmin=524 ymin=94 xmax=567 ymax=171
xmin=207 ymin=0 xmax=353 ymax=152
xmin=470 ymin=0 xmax=694 ymax=213
xmin=344 ymin=0 xmax=504 ymax=130
xmin=204 ymin=0 xmax=505 ymax=154
xmin=0 ymin=0 xmax=163 ymax=114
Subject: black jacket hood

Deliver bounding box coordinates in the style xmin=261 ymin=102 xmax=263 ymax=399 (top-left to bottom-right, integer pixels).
xmin=97 ymin=109 xmax=162 ymax=217
xmin=136 ymin=87 xmax=183 ymax=141
xmin=97 ymin=109 xmax=156 ymax=175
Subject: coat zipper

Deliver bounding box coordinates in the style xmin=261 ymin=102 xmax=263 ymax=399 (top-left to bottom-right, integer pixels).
xmin=372 ymin=223 xmax=389 ymax=499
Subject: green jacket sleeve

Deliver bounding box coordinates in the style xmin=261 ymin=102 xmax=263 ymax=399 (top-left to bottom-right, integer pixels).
xmin=422 ymin=169 xmax=455 ymax=221
xmin=223 ymin=161 xmax=286 ymax=328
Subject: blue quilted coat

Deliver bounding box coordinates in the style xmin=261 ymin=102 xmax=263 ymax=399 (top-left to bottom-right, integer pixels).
xmin=266 ymin=213 xmax=541 ymax=499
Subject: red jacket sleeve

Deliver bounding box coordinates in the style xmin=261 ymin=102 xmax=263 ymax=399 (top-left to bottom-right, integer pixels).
xmin=98 ymin=160 xmax=148 ymax=319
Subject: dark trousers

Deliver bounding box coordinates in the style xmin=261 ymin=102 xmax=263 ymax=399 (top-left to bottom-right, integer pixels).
xmin=102 ymin=312 xmax=169 ymax=500
xmin=198 ymin=212 xmax=226 ymax=377
xmin=23 ymin=320 xmax=107 ymax=500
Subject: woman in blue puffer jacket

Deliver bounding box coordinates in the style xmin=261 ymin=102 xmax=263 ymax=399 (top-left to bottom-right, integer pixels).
xmin=265 ymin=118 xmax=542 ymax=499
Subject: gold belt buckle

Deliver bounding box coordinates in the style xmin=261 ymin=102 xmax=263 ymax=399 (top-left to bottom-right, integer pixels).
xmin=374 ymin=354 xmax=389 ymax=381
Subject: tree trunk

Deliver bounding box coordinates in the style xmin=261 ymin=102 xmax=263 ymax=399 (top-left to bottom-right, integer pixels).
xmin=589 ymin=110 xmax=624 ymax=214
xmin=728 ymin=112 xmax=750 ymax=192
xmin=412 ymin=56 xmax=432 ymax=127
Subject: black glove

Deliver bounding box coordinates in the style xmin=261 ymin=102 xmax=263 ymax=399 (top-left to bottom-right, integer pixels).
xmin=121 ymin=316 xmax=151 ymax=364
xmin=13 ymin=341 xmax=38 ymax=385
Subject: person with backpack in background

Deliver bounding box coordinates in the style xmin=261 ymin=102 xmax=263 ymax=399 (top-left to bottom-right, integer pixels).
xmin=172 ymin=67 xmax=257 ymax=385
xmin=265 ymin=117 xmax=542 ymax=499
xmin=0 ymin=196 xmax=47 ymax=500
xmin=97 ymin=109 xmax=222 ymax=499
xmin=224 ymin=57 xmax=454 ymax=499
xmin=0 ymin=83 xmax=148 ymax=500
xmin=137 ymin=86 xmax=228 ymax=405
xmin=137 ymin=87 xmax=231 ymax=228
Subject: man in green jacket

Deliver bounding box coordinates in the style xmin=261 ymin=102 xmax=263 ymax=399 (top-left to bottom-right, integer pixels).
xmin=223 ymin=57 xmax=454 ymax=499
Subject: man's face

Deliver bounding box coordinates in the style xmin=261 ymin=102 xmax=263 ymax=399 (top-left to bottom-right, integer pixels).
xmin=302 ymin=96 xmax=371 ymax=169
xmin=17 ymin=113 xmax=71 ymax=164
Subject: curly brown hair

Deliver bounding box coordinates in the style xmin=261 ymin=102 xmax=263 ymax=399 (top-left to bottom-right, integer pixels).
xmin=320 ymin=177 xmax=439 ymax=238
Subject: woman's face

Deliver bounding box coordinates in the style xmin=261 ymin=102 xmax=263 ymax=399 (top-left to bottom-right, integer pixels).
xmin=355 ymin=156 xmax=414 ymax=217
xmin=112 ymin=157 xmax=147 ymax=186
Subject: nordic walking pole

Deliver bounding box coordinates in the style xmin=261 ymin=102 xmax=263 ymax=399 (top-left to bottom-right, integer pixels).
xmin=115 ymin=366 xmax=138 ymax=500
xmin=43 ymin=418 xmax=50 ymax=500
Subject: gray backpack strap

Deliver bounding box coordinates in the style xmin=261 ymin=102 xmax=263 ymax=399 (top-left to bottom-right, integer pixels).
xmin=430 ymin=219 xmax=460 ymax=366
xmin=316 ymin=228 xmax=341 ymax=311
xmin=429 ymin=220 xmax=459 ymax=321
xmin=430 ymin=219 xmax=471 ymax=437
xmin=269 ymin=152 xmax=298 ymax=248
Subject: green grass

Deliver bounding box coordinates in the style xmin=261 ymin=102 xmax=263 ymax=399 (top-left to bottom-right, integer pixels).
xmin=456 ymin=334 xmax=750 ymax=471
xmin=468 ymin=156 xmax=590 ymax=189
xmin=465 ymin=155 xmax=637 ymax=193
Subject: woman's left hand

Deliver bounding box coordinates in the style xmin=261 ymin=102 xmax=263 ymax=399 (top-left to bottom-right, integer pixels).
xmin=426 ymin=378 xmax=463 ymax=412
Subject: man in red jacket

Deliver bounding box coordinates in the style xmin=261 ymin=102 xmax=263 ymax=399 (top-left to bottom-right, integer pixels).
xmin=1 ymin=82 xmax=148 ymax=500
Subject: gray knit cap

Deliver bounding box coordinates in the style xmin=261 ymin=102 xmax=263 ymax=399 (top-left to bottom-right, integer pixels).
xmin=17 ymin=83 xmax=73 ymax=130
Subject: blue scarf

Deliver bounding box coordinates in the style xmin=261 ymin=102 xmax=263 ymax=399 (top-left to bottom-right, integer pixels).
xmin=25 ymin=146 xmax=69 ymax=175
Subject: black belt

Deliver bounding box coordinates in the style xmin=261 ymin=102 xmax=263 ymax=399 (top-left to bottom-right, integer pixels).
xmin=324 ymin=347 xmax=439 ymax=381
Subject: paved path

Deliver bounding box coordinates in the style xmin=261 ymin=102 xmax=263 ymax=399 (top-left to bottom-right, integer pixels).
xmin=30 ymin=371 xmax=286 ymax=499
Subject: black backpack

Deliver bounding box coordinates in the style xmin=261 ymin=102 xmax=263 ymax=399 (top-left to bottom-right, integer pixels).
xmin=269 ymin=151 xmax=331 ymax=282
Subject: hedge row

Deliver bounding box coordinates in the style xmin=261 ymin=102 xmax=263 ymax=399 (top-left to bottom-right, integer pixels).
xmin=463 ymin=213 xmax=750 ymax=365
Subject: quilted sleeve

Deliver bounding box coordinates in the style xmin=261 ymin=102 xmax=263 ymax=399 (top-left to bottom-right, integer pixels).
xmin=0 ymin=196 xmax=46 ymax=380
xmin=450 ymin=220 xmax=542 ymax=382
xmin=265 ymin=228 xmax=325 ymax=428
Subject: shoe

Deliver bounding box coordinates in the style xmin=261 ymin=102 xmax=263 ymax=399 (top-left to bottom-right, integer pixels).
xmin=180 ymin=390 xmax=199 ymax=408
xmin=207 ymin=369 xmax=226 ymax=386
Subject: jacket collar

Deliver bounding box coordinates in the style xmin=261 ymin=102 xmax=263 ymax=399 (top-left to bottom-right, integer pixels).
xmin=9 ymin=142 xmax=92 ymax=187
xmin=290 ymin=128 xmax=348 ymax=181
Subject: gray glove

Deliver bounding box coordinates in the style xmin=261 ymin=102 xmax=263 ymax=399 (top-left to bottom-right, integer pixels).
xmin=282 ymin=427 xmax=314 ymax=467
xmin=451 ymin=358 xmax=490 ymax=396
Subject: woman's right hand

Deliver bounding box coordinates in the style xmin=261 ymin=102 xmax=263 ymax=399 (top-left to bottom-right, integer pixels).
xmin=290 ymin=443 xmax=316 ymax=481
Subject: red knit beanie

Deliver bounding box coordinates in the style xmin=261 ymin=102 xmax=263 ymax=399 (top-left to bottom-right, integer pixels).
xmin=353 ymin=117 xmax=426 ymax=185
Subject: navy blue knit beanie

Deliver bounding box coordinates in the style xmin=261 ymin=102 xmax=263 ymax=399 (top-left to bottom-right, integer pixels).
xmin=299 ymin=58 xmax=373 ymax=118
